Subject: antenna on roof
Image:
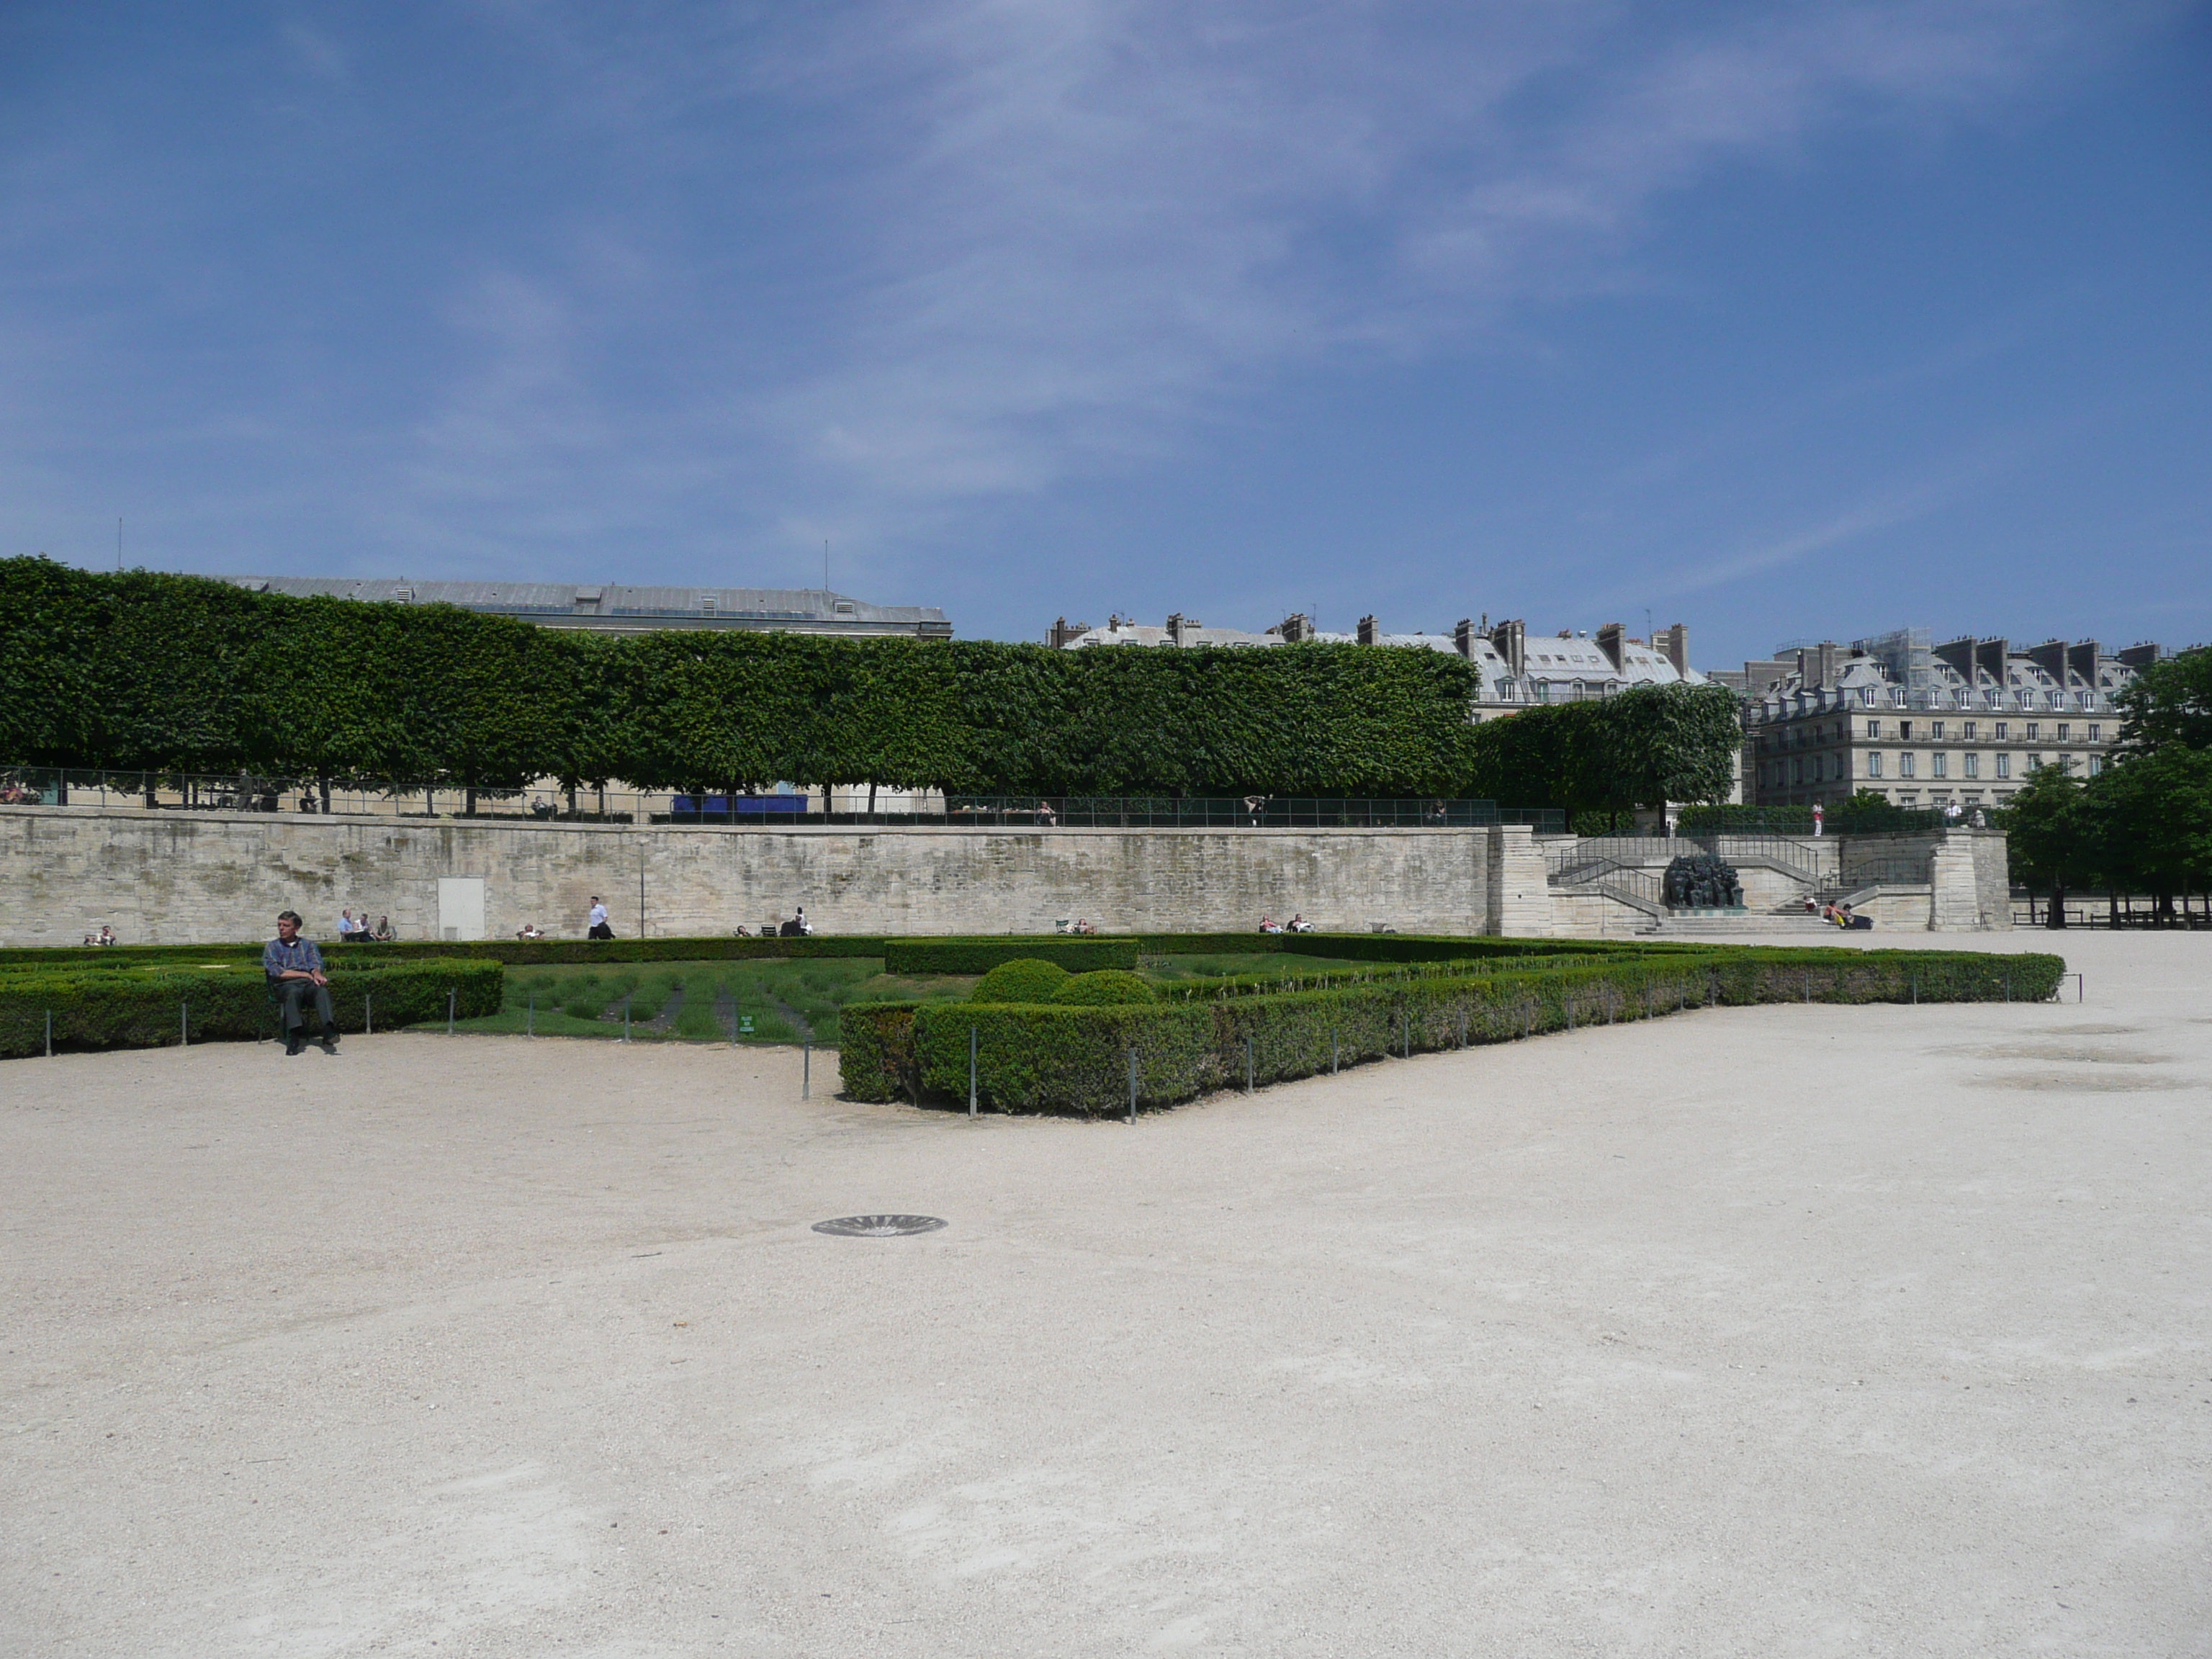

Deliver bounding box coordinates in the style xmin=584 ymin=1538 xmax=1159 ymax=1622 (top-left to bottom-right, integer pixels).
xmin=824 ymin=539 xmax=830 ymax=595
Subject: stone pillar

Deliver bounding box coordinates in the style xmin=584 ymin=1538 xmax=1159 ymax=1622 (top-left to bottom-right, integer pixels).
xmin=1928 ymin=830 xmax=2008 ymax=931
xmin=1485 ymin=824 xmax=1555 ymax=937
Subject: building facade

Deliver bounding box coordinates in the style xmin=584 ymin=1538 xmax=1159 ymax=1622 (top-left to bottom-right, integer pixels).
xmin=228 ymin=577 xmax=952 ymax=639
xmin=1733 ymin=629 xmax=2168 ymax=810
xmin=1049 ymin=612 xmax=1709 ymax=712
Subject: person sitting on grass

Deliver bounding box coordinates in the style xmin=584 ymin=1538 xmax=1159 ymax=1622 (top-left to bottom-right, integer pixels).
xmin=264 ymin=908 xmax=338 ymax=1056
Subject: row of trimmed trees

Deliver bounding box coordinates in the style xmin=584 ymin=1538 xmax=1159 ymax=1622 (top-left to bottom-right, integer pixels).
xmin=1 ymin=557 xmax=1743 ymax=809
xmin=2000 ymin=648 xmax=2212 ymax=925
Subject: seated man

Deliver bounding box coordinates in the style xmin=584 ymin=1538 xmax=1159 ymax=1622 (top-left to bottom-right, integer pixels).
xmin=264 ymin=908 xmax=338 ymax=1056
xmin=372 ymin=914 xmax=395 ymax=941
xmin=1259 ymin=915 xmax=1282 ymax=934
xmin=1287 ymin=913 xmax=1313 ymax=932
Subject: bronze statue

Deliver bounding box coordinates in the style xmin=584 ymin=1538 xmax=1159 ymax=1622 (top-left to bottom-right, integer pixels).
xmin=1663 ymin=853 xmax=1743 ymax=910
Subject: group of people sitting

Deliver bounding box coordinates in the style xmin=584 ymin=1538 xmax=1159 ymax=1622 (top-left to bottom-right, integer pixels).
xmin=336 ymin=909 xmax=395 ymax=943
xmin=1820 ymin=900 xmax=1873 ymax=930
xmin=1258 ymin=914 xmax=1316 ymax=934
xmin=80 ymin=925 xmax=117 ymax=947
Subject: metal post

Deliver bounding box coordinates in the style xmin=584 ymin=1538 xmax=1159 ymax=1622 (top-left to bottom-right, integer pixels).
xmin=449 ymin=988 xmax=457 ymax=1034
xmin=45 ymin=1009 xmax=53 ymax=1058
xmin=1127 ymin=1047 xmax=1138 ymax=1124
xmin=1910 ymin=971 xmax=1917 ymax=1006
xmin=803 ymin=1043 xmax=811 ymax=1100
xmin=526 ymin=986 xmax=532 ymax=1036
xmin=968 ymin=1026 xmax=978 ymax=1117
xmin=1804 ymin=971 xmax=1811 ymax=1003
xmin=366 ymin=994 xmax=373 ymax=1036
xmin=181 ymin=1000 xmax=188 ymax=1046
xmin=623 ymin=993 xmax=631 ymax=1040
xmin=1245 ymin=1033 xmax=1254 ymax=1094
xmin=1331 ymin=1029 xmax=1339 ymax=1074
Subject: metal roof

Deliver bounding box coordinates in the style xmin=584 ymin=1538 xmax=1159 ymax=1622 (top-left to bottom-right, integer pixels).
xmin=220 ymin=577 xmax=950 ymax=634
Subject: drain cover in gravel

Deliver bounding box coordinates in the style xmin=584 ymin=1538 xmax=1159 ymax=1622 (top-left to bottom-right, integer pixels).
xmin=811 ymin=1214 xmax=947 ymax=1237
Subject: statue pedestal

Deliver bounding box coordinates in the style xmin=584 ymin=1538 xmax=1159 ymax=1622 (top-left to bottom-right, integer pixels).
xmin=1668 ymin=906 xmax=1748 ymax=916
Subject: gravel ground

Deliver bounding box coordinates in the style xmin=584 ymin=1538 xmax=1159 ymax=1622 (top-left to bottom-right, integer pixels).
xmin=3 ymin=931 xmax=2208 ymax=1658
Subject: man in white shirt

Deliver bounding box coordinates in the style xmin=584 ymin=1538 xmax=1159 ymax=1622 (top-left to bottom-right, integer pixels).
xmin=587 ymin=896 xmax=613 ymax=940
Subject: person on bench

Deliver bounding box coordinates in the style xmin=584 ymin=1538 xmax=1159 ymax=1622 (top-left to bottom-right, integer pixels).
xmin=264 ymin=908 xmax=339 ymax=1056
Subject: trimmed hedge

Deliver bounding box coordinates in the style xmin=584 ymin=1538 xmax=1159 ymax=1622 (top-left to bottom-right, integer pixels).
xmin=913 ymin=1002 xmax=1216 ymax=1115
xmin=0 ymin=958 xmax=505 ymax=1058
xmin=0 ymin=935 xmax=895 ymax=971
xmin=972 ymin=959 xmax=1072 ymax=1003
xmin=1052 ymin=970 xmax=1157 ymax=1006
xmin=1280 ymin=935 xmax=1638 ymax=965
xmin=838 ymin=1000 xmax=926 ymax=1102
xmin=884 ymin=938 xmax=1141 ymax=974
xmin=840 ymin=948 xmax=2066 ymax=1112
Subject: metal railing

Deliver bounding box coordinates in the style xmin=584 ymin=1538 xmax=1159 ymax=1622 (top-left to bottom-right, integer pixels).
xmin=1550 ymin=858 xmax=1666 ymax=910
xmin=0 ymin=770 xmax=1565 ymax=834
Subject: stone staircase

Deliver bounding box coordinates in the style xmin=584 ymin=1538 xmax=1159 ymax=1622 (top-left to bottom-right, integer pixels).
xmin=1637 ymin=911 xmax=1844 ymax=938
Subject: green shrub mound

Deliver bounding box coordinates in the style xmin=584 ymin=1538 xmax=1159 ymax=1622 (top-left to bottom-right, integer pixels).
xmin=884 ymin=938 xmax=1139 ymax=975
xmin=840 ymin=947 xmax=2064 ymax=1114
xmin=971 ymin=958 xmax=1072 ymax=1004
xmin=1051 ymin=970 xmax=1157 ymax=1006
xmin=0 ymin=958 xmax=505 ymax=1058
xmin=914 ymin=1002 xmax=1213 ymax=1115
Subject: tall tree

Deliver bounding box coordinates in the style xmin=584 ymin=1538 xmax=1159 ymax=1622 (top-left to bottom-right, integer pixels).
xmin=1997 ymin=763 xmax=2097 ymax=928
xmin=2113 ymin=647 xmax=2212 ymax=756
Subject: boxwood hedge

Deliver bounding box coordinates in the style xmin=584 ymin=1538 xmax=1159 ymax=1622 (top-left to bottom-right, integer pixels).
xmin=840 ymin=947 xmax=2064 ymax=1114
xmin=883 ymin=938 xmax=1141 ymax=974
xmin=0 ymin=957 xmax=505 ymax=1058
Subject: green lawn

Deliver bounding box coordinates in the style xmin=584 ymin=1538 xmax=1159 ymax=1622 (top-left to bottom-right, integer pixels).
xmin=440 ymin=957 xmax=977 ymax=1046
xmin=1136 ymin=951 xmax=1367 ymax=984
xmin=436 ymin=950 xmax=1377 ymax=1046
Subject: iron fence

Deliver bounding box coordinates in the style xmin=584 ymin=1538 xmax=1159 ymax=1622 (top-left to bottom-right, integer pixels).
xmin=0 ymin=769 xmax=1563 ymax=834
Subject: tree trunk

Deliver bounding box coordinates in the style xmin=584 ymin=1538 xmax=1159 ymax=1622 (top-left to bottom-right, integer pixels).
xmin=2045 ymin=882 xmax=2067 ymax=929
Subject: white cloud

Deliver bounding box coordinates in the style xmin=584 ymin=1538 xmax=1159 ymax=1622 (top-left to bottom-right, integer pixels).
xmin=732 ymin=0 xmax=2146 ymax=518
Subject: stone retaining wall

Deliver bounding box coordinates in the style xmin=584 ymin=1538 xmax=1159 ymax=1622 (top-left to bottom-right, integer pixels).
xmin=0 ymin=808 xmax=1514 ymax=947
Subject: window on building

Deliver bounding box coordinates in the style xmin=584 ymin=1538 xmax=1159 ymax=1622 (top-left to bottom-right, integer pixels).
xmin=1812 ymin=755 xmax=1824 ymax=782
xmin=1964 ymin=752 xmax=1979 ymax=778
xmin=1995 ymin=721 xmax=2008 ymax=739
xmin=2056 ymin=723 xmax=2070 ymax=740
xmin=1962 ymin=721 xmax=1977 ymax=739
xmin=2089 ymin=755 xmax=2103 ymax=775
xmin=1868 ymin=752 xmax=1884 ymax=778
xmin=1996 ymin=753 xmax=2010 ymax=779
xmin=2026 ymin=722 xmax=2039 ymax=739
xmin=1900 ymin=752 xmax=1917 ymax=778
xmin=1932 ymin=752 xmax=1948 ymax=778
xmin=1791 ymin=758 xmax=1803 ymax=785
xmin=1931 ymin=721 xmax=1946 ymax=739
xmin=1899 ymin=720 xmax=1913 ymax=740
xmin=2028 ymin=753 xmax=2043 ymax=770
xmin=2088 ymin=723 xmax=2101 ymax=741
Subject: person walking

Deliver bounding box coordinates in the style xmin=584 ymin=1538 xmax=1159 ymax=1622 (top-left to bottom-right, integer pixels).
xmin=264 ymin=909 xmax=338 ymax=1056
xmin=587 ymin=896 xmax=613 ymax=940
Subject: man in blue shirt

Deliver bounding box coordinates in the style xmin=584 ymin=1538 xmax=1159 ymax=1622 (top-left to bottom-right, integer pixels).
xmin=264 ymin=909 xmax=338 ymax=1056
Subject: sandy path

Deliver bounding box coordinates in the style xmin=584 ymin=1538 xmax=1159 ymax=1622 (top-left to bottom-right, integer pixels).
xmin=3 ymin=930 xmax=2208 ymax=1657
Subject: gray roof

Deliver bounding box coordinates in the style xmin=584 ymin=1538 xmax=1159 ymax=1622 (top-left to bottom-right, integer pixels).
xmin=220 ymin=577 xmax=950 ymax=634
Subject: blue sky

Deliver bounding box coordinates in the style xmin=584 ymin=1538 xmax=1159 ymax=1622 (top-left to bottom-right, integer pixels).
xmin=4 ymin=1 xmax=2207 ymax=665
